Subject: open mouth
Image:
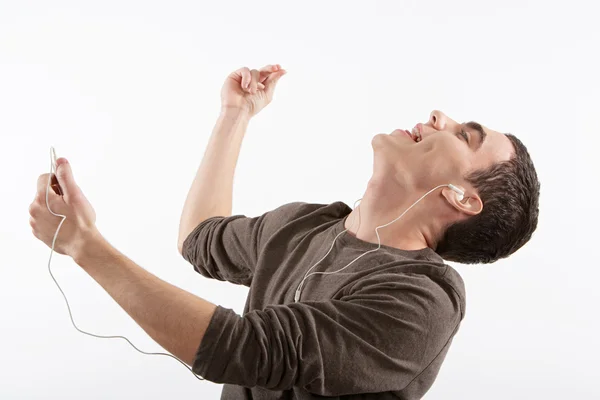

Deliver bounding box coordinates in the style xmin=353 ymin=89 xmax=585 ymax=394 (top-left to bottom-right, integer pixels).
xmin=402 ymin=130 xmax=413 ymax=140
xmin=394 ymin=129 xmax=421 ymax=142
xmin=411 ymin=125 xmax=423 ymax=142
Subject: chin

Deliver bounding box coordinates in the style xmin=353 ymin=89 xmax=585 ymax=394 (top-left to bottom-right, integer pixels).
xmin=371 ymin=132 xmax=389 ymax=143
xmin=371 ymin=132 xmax=402 ymax=149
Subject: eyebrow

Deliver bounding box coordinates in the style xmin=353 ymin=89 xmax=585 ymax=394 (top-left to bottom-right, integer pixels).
xmin=463 ymin=121 xmax=487 ymax=151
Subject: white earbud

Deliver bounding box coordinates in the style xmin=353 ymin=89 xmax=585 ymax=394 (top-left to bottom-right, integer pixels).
xmin=447 ymin=184 xmax=465 ymax=202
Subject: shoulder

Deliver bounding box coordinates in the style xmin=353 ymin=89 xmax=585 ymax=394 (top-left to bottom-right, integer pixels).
xmin=260 ymin=200 xmax=350 ymax=232
xmin=267 ymin=200 xmax=349 ymax=219
xmin=349 ymin=262 xmax=466 ymax=323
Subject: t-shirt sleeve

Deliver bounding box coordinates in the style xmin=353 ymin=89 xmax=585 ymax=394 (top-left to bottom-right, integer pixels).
xmin=191 ymin=272 xmax=463 ymax=396
xmin=181 ymin=201 xmax=327 ymax=287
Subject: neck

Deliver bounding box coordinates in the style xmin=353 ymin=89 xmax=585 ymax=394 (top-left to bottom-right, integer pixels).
xmin=343 ymin=180 xmax=447 ymax=251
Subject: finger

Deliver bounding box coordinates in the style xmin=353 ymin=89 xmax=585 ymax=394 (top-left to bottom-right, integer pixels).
xmin=258 ymin=64 xmax=276 ymax=73
xmin=242 ymin=67 xmax=252 ymax=90
xmin=37 ymin=173 xmax=52 ymax=195
xmin=36 ymin=175 xmax=63 ymax=204
xmin=258 ymin=64 xmax=280 ymax=83
xmin=233 ymin=67 xmax=251 ymax=90
xmin=54 ymin=158 xmax=77 ymax=199
xmin=258 ymin=82 xmax=265 ymax=90
xmin=263 ymin=69 xmax=286 ymax=95
xmin=249 ymin=69 xmax=260 ymax=93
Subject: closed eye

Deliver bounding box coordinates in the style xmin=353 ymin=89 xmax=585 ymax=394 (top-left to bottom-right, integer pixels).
xmin=458 ymin=129 xmax=469 ymax=144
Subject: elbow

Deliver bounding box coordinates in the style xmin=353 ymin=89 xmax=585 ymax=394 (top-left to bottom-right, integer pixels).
xmin=178 ymin=229 xmax=193 ymax=256
xmin=178 ymin=224 xmax=199 ymax=257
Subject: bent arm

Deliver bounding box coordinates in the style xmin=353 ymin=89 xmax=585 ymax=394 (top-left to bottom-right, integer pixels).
xmin=178 ymin=107 xmax=250 ymax=254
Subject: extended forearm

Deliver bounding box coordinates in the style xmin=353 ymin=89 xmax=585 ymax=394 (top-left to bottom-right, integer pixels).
xmin=178 ymin=108 xmax=250 ymax=248
xmin=73 ymin=232 xmax=217 ymax=367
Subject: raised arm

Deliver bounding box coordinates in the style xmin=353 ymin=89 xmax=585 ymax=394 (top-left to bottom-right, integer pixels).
xmin=177 ymin=64 xmax=287 ymax=253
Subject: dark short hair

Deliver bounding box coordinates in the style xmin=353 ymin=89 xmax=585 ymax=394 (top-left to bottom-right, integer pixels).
xmin=435 ymin=134 xmax=540 ymax=264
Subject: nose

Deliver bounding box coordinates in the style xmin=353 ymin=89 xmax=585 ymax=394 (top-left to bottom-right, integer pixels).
xmin=429 ymin=110 xmax=447 ymax=131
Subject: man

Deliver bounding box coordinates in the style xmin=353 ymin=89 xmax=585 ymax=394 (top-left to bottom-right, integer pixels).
xmin=30 ymin=64 xmax=540 ymax=399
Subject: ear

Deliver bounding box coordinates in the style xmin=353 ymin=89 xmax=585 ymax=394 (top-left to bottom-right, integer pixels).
xmin=441 ymin=186 xmax=483 ymax=216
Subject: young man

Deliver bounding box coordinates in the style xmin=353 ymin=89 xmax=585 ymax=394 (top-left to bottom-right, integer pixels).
xmin=178 ymin=64 xmax=540 ymax=398
xmin=31 ymin=64 xmax=538 ymax=400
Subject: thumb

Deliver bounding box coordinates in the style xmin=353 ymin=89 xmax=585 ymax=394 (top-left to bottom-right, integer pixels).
xmin=55 ymin=158 xmax=79 ymax=199
xmin=264 ymin=70 xmax=286 ymax=96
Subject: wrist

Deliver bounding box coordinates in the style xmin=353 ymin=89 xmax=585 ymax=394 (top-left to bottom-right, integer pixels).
xmin=71 ymin=228 xmax=109 ymax=266
xmin=220 ymin=106 xmax=252 ymax=120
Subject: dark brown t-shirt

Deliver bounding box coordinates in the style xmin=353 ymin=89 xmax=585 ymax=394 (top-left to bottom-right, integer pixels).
xmin=181 ymin=201 xmax=466 ymax=399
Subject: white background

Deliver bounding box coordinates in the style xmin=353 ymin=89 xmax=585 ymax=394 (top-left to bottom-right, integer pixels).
xmin=1 ymin=1 xmax=598 ymax=399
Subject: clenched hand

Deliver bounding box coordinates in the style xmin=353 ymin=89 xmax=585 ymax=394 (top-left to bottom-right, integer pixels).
xmin=220 ymin=64 xmax=287 ymax=118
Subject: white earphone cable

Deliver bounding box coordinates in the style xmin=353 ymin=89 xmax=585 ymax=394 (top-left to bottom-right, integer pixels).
xmin=45 ymin=146 xmax=464 ymax=379
xmin=45 ymin=147 xmax=206 ymax=380
xmin=294 ymin=184 xmax=462 ymax=302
